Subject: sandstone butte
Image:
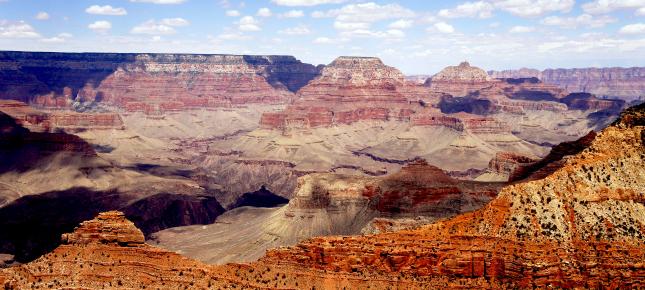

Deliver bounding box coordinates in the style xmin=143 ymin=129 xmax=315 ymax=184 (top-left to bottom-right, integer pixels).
xmin=1 ymin=103 xmax=643 ymax=289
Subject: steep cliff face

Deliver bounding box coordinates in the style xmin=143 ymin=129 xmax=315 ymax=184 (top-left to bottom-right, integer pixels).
xmin=490 ymin=67 xmax=645 ymax=100
xmin=0 ymin=51 xmax=320 ymax=112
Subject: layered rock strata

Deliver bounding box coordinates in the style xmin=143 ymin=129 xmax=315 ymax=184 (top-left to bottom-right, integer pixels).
xmin=0 ymin=51 xmax=319 ymax=113
xmin=0 ymin=100 xmax=124 ymax=132
xmin=490 ymin=67 xmax=645 ymax=100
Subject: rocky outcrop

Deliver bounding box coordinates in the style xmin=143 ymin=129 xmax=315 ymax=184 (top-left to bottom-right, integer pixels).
xmin=479 ymin=151 xmax=539 ymax=181
xmin=490 ymin=67 xmax=645 ymax=100
xmin=561 ymin=92 xmax=625 ymax=111
xmin=0 ymin=100 xmax=124 ymax=132
xmin=61 ymin=211 xmax=144 ymax=246
xmin=287 ymin=159 xmax=501 ymax=218
xmin=432 ymin=61 xmax=492 ymax=82
xmin=0 ymin=51 xmax=320 ymax=113
xmin=0 ymin=212 xmax=253 ymax=289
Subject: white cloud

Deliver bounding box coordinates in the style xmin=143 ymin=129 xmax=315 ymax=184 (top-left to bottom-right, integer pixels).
xmin=334 ymin=21 xmax=370 ymax=30
xmin=215 ymin=32 xmax=251 ymax=41
xmin=129 ymin=0 xmax=186 ymax=4
xmin=317 ymin=2 xmax=415 ymax=40
xmin=282 ymin=10 xmax=304 ymax=18
xmin=88 ymin=20 xmax=112 ymax=33
xmin=582 ymin=0 xmax=645 ymax=14
xmin=160 ymin=17 xmax=189 ymax=26
xmin=271 ymin=0 xmax=347 ymax=6
xmin=317 ymin=3 xmax=415 ymax=22
xmin=492 ymin=0 xmax=575 ymax=17
xmin=226 ymin=10 xmax=241 ymax=17
xmin=35 ymin=12 xmax=50 ymax=20
xmin=432 ymin=22 xmax=455 ymax=34
xmin=509 ymin=25 xmax=535 ymax=33
xmin=619 ymin=23 xmax=645 ymax=34
xmin=0 ymin=20 xmax=41 ymax=38
xmin=279 ymin=25 xmax=311 ymax=35
xmin=313 ymin=36 xmax=333 ymax=43
xmin=541 ymin=14 xmax=616 ymax=28
xmin=438 ymin=1 xmax=494 ymax=18
xmin=131 ymin=18 xmax=188 ymax=35
xmin=40 ymin=33 xmax=72 ymax=43
xmin=85 ymin=5 xmax=127 ymax=16
xmin=538 ymin=37 xmax=645 ymax=53
xmin=388 ymin=19 xmax=413 ymax=29
xmin=257 ymin=8 xmax=272 ymax=17
xmin=238 ymin=16 xmax=261 ymax=31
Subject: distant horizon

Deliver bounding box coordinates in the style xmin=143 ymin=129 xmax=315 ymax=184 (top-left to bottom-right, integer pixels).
xmin=2 ymin=49 xmax=643 ymax=76
xmin=1 ymin=1 xmax=644 ymax=74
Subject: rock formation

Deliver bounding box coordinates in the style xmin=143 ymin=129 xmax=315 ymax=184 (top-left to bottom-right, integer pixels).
xmin=476 ymin=151 xmax=539 ymax=182
xmin=260 ymin=56 xmax=421 ymax=130
xmin=0 ymin=100 xmax=124 ymax=132
xmin=60 ymin=211 xmax=145 ymax=246
xmin=490 ymin=67 xmax=645 ymax=101
xmin=0 ymin=51 xmax=320 ymax=113
xmin=151 ymin=159 xmax=503 ymax=265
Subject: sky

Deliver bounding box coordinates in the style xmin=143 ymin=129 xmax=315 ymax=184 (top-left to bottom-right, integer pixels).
xmin=0 ymin=0 xmax=644 ymax=74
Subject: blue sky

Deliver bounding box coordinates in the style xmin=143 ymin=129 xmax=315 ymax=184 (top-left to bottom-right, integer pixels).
xmin=0 ymin=0 xmax=644 ymax=74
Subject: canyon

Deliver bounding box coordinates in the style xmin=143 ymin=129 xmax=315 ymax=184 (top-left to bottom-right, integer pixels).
xmin=0 ymin=102 xmax=643 ymax=289
xmin=0 ymin=51 xmax=643 ymax=289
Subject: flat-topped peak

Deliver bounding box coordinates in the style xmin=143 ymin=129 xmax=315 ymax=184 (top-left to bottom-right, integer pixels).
xmin=61 ymin=211 xmax=145 ymax=246
xmin=329 ymin=56 xmax=385 ymax=67
xmin=432 ymin=61 xmax=492 ymax=82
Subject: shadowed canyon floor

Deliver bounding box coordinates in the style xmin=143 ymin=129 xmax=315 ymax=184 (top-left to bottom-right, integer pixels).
xmin=0 ymin=103 xmax=643 ymax=289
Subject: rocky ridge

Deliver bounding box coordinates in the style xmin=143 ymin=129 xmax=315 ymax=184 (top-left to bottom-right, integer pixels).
xmin=490 ymin=67 xmax=645 ymax=101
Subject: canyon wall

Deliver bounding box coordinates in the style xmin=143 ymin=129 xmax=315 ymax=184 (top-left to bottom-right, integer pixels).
xmin=0 ymin=51 xmax=320 ymax=112
xmin=490 ymin=67 xmax=645 ymax=100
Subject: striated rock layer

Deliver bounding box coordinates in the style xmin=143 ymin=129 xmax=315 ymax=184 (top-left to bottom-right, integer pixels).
xmin=0 ymin=51 xmax=320 ymax=113
xmin=490 ymin=67 xmax=645 ymax=101
xmin=0 ymin=100 xmax=124 ymax=132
